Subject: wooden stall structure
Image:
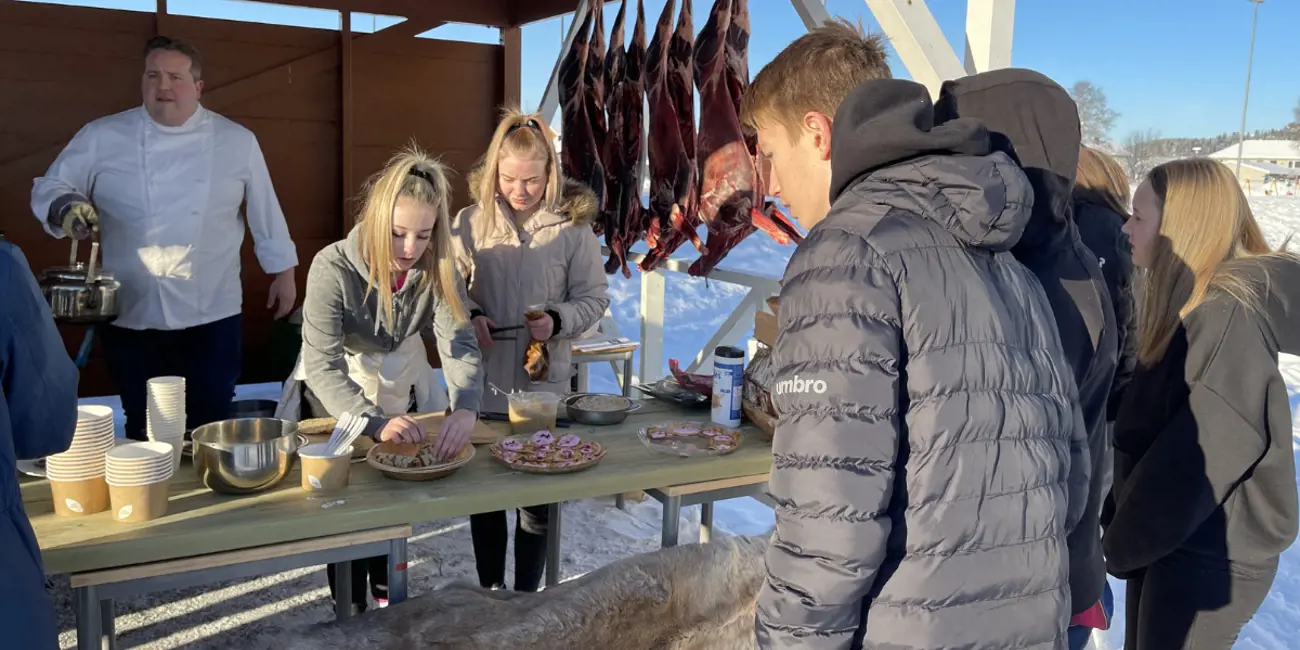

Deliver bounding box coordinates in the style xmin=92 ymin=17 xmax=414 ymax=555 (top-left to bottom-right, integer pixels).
xmin=0 ymin=0 xmax=577 ymax=396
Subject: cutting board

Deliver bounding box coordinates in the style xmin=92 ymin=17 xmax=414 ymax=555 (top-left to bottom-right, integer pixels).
xmin=411 ymin=412 xmax=503 ymax=445
xmin=298 ymin=412 xmax=503 ymax=446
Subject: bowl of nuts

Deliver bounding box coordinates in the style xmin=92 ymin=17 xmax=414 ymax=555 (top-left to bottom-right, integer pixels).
xmin=562 ymin=393 xmax=641 ymax=426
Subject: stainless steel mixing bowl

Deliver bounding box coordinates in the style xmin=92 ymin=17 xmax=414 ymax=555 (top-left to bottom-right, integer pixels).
xmin=191 ymin=418 xmax=302 ymax=494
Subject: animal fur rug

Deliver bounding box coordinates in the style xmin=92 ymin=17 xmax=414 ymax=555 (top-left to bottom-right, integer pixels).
xmin=272 ymin=535 xmax=768 ymax=649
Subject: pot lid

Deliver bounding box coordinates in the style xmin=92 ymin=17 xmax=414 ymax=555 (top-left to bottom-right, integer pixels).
xmin=41 ymin=263 xmax=116 ymax=283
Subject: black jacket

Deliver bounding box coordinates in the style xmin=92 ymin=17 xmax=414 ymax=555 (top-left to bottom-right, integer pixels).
xmin=935 ymin=68 xmax=1119 ymax=615
xmin=755 ymin=78 xmax=1085 ymax=650
xmin=1106 ymin=255 xmax=1300 ymax=574
xmin=1074 ymin=200 xmax=1137 ymax=421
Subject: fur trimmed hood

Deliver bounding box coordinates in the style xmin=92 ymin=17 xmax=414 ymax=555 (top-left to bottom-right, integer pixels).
xmin=466 ymin=165 xmax=599 ymax=226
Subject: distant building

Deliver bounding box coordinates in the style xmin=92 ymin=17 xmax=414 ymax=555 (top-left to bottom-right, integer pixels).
xmin=1208 ymin=140 xmax=1300 ymax=183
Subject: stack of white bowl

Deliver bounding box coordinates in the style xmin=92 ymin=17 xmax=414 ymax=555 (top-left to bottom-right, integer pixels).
xmin=105 ymin=442 xmax=175 ymax=523
xmin=45 ymin=405 xmax=117 ymax=516
xmin=146 ymin=376 xmax=186 ymax=473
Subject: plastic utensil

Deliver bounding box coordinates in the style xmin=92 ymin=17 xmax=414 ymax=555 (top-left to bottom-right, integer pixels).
xmin=326 ymin=412 xmax=368 ymax=458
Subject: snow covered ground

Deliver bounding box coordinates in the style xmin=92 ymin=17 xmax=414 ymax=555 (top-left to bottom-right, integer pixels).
xmin=56 ymin=197 xmax=1300 ymax=648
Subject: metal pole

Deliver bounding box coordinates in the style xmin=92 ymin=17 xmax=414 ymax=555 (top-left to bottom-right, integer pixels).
xmin=1235 ymin=0 xmax=1263 ymax=178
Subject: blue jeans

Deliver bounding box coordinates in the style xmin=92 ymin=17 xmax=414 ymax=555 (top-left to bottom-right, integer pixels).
xmin=1068 ymin=581 xmax=1115 ymax=650
xmin=100 ymin=314 xmax=242 ymax=441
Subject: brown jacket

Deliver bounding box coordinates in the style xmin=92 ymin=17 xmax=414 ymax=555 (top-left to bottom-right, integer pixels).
xmin=451 ymin=178 xmax=609 ymax=413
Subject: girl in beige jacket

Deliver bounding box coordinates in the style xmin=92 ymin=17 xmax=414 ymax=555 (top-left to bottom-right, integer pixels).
xmin=452 ymin=110 xmax=610 ymax=591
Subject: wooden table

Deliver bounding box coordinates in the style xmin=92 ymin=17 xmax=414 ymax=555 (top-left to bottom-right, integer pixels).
xmin=24 ymin=399 xmax=773 ymax=647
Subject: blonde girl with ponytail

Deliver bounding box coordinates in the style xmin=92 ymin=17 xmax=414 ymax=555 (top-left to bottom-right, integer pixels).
xmin=286 ymin=143 xmax=487 ymax=612
xmin=451 ymin=108 xmax=609 ymax=593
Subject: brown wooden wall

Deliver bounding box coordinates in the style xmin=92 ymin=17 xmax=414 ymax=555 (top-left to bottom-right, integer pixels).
xmin=0 ymin=2 xmax=505 ymax=396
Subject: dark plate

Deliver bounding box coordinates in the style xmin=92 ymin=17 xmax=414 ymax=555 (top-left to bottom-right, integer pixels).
xmin=632 ymin=378 xmax=711 ymax=410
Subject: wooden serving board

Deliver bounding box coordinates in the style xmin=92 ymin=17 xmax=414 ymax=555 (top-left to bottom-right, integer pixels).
xmin=298 ymin=413 xmax=503 ymax=446
xmin=411 ymin=412 xmax=504 ymax=445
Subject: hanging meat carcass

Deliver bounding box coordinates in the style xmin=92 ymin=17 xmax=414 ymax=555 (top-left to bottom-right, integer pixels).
xmin=584 ymin=0 xmax=610 ymax=237
xmin=558 ymin=7 xmax=607 ymax=235
xmin=687 ymin=0 xmax=802 ymax=277
xmin=602 ymin=0 xmax=648 ymax=278
xmin=639 ymin=0 xmax=704 ymax=273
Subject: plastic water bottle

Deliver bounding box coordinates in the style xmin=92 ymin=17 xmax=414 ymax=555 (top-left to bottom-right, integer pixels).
xmin=711 ymin=345 xmax=745 ymax=428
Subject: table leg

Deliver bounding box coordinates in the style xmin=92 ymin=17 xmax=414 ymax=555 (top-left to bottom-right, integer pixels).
xmin=546 ymin=501 xmax=563 ymax=587
xmin=100 ymin=599 xmax=117 ymax=650
xmin=74 ymin=585 xmax=101 ymax=650
xmin=332 ymin=561 xmax=352 ymax=620
xmin=388 ymin=538 xmax=408 ymax=604
xmin=661 ymin=495 xmax=682 ymax=547
xmin=621 ymin=357 xmax=633 ymax=396
xmin=700 ymin=502 xmax=714 ymax=544
xmin=615 ymin=494 xmax=626 ymax=510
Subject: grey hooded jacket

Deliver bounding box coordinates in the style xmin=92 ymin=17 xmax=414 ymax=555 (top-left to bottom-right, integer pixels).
xmin=755 ymin=79 xmax=1087 ymax=650
xmin=300 ymin=225 xmax=484 ymax=438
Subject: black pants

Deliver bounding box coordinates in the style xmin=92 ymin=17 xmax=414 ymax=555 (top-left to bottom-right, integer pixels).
xmin=1123 ymin=553 xmax=1276 ymax=649
xmin=469 ymin=505 xmax=550 ymax=592
xmin=99 ymin=315 xmax=242 ymax=441
xmin=326 ymin=556 xmax=389 ymax=610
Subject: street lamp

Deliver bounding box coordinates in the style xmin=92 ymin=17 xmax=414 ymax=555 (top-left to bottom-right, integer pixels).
xmin=1235 ymin=0 xmax=1264 ymax=178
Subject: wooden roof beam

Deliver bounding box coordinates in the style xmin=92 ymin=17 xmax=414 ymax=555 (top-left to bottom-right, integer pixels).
xmin=963 ymin=0 xmax=1015 ymax=74
xmin=234 ymin=0 xmax=512 ymax=27
xmin=862 ymin=0 xmax=966 ymax=98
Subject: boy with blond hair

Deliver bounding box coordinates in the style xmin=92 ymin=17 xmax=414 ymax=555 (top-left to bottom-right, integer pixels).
xmin=746 ymin=20 xmax=1087 ymax=649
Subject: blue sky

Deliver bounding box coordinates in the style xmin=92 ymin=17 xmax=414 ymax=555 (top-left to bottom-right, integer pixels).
xmin=32 ymin=0 xmax=1300 ymax=140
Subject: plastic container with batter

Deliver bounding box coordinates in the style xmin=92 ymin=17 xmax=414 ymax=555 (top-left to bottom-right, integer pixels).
xmin=507 ymin=391 xmax=560 ymax=435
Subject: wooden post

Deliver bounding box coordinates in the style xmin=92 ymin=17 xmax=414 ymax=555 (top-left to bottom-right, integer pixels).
xmin=963 ymin=0 xmax=1015 ymax=74
xmin=155 ymin=0 xmax=171 ymax=35
xmin=341 ymin=11 xmax=354 ymax=231
xmin=501 ymin=27 xmax=522 ymax=110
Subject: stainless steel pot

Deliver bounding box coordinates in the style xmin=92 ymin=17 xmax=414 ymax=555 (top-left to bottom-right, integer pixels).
xmin=40 ymin=239 xmax=120 ymax=324
xmin=191 ymin=418 xmax=302 ymax=494
xmin=563 ymin=393 xmax=641 ymax=426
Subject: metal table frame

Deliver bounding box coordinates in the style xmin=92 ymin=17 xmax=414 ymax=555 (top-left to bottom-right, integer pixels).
xmin=72 ymin=532 xmax=408 ymax=650
xmin=645 ymin=480 xmax=769 ymax=547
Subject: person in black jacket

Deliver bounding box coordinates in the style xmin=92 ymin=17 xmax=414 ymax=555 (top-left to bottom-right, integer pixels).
xmin=741 ymin=22 xmax=1088 ymax=649
xmin=934 ymin=70 xmax=1120 ymax=647
xmin=1105 ymin=158 xmax=1299 ymax=649
xmin=1075 ymin=145 xmax=1137 ymax=426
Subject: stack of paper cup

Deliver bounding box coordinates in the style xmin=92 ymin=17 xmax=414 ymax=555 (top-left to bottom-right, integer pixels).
xmin=45 ymin=405 xmax=117 ymax=517
xmin=146 ymin=376 xmax=186 ymax=473
xmin=105 ymin=442 xmax=175 ymax=524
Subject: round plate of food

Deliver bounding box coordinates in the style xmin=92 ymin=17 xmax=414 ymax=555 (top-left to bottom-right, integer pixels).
xmin=366 ymin=439 xmax=475 ymax=481
xmin=638 ymin=421 xmax=743 ymax=457
xmin=489 ymin=430 xmax=606 ymax=474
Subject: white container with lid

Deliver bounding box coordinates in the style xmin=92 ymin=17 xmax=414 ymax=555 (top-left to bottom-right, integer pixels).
xmin=711 ymin=345 xmax=745 ymax=428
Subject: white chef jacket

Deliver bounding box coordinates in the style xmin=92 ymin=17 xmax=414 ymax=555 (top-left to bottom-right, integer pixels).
xmin=30 ymin=105 xmax=298 ymax=331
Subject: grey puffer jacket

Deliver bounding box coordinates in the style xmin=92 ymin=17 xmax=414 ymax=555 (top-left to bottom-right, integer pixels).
xmin=755 ymin=79 xmax=1087 ymax=650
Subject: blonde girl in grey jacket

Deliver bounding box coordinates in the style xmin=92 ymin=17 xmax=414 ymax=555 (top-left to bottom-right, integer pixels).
xmin=292 ymin=144 xmax=485 ymax=612
xmin=452 ymin=110 xmax=609 ymax=592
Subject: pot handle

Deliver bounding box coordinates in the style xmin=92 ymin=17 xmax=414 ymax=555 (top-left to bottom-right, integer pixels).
xmin=85 ymin=242 xmax=99 ymax=286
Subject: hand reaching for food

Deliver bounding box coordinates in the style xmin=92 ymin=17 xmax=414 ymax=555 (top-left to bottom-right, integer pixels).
xmin=378 ymin=415 xmax=426 ymax=444
xmin=433 ymin=409 xmax=476 ymax=461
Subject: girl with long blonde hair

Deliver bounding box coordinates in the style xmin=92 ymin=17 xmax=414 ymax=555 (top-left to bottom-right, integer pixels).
xmin=283 ymin=143 xmax=485 ymax=612
xmin=1103 ymin=158 xmax=1300 ymax=649
xmin=452 ymin=108 xmax=609 ymax=592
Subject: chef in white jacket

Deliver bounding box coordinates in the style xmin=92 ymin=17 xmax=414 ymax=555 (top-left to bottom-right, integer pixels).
xmin=30 ymin=36 xmax=298 ymax=441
